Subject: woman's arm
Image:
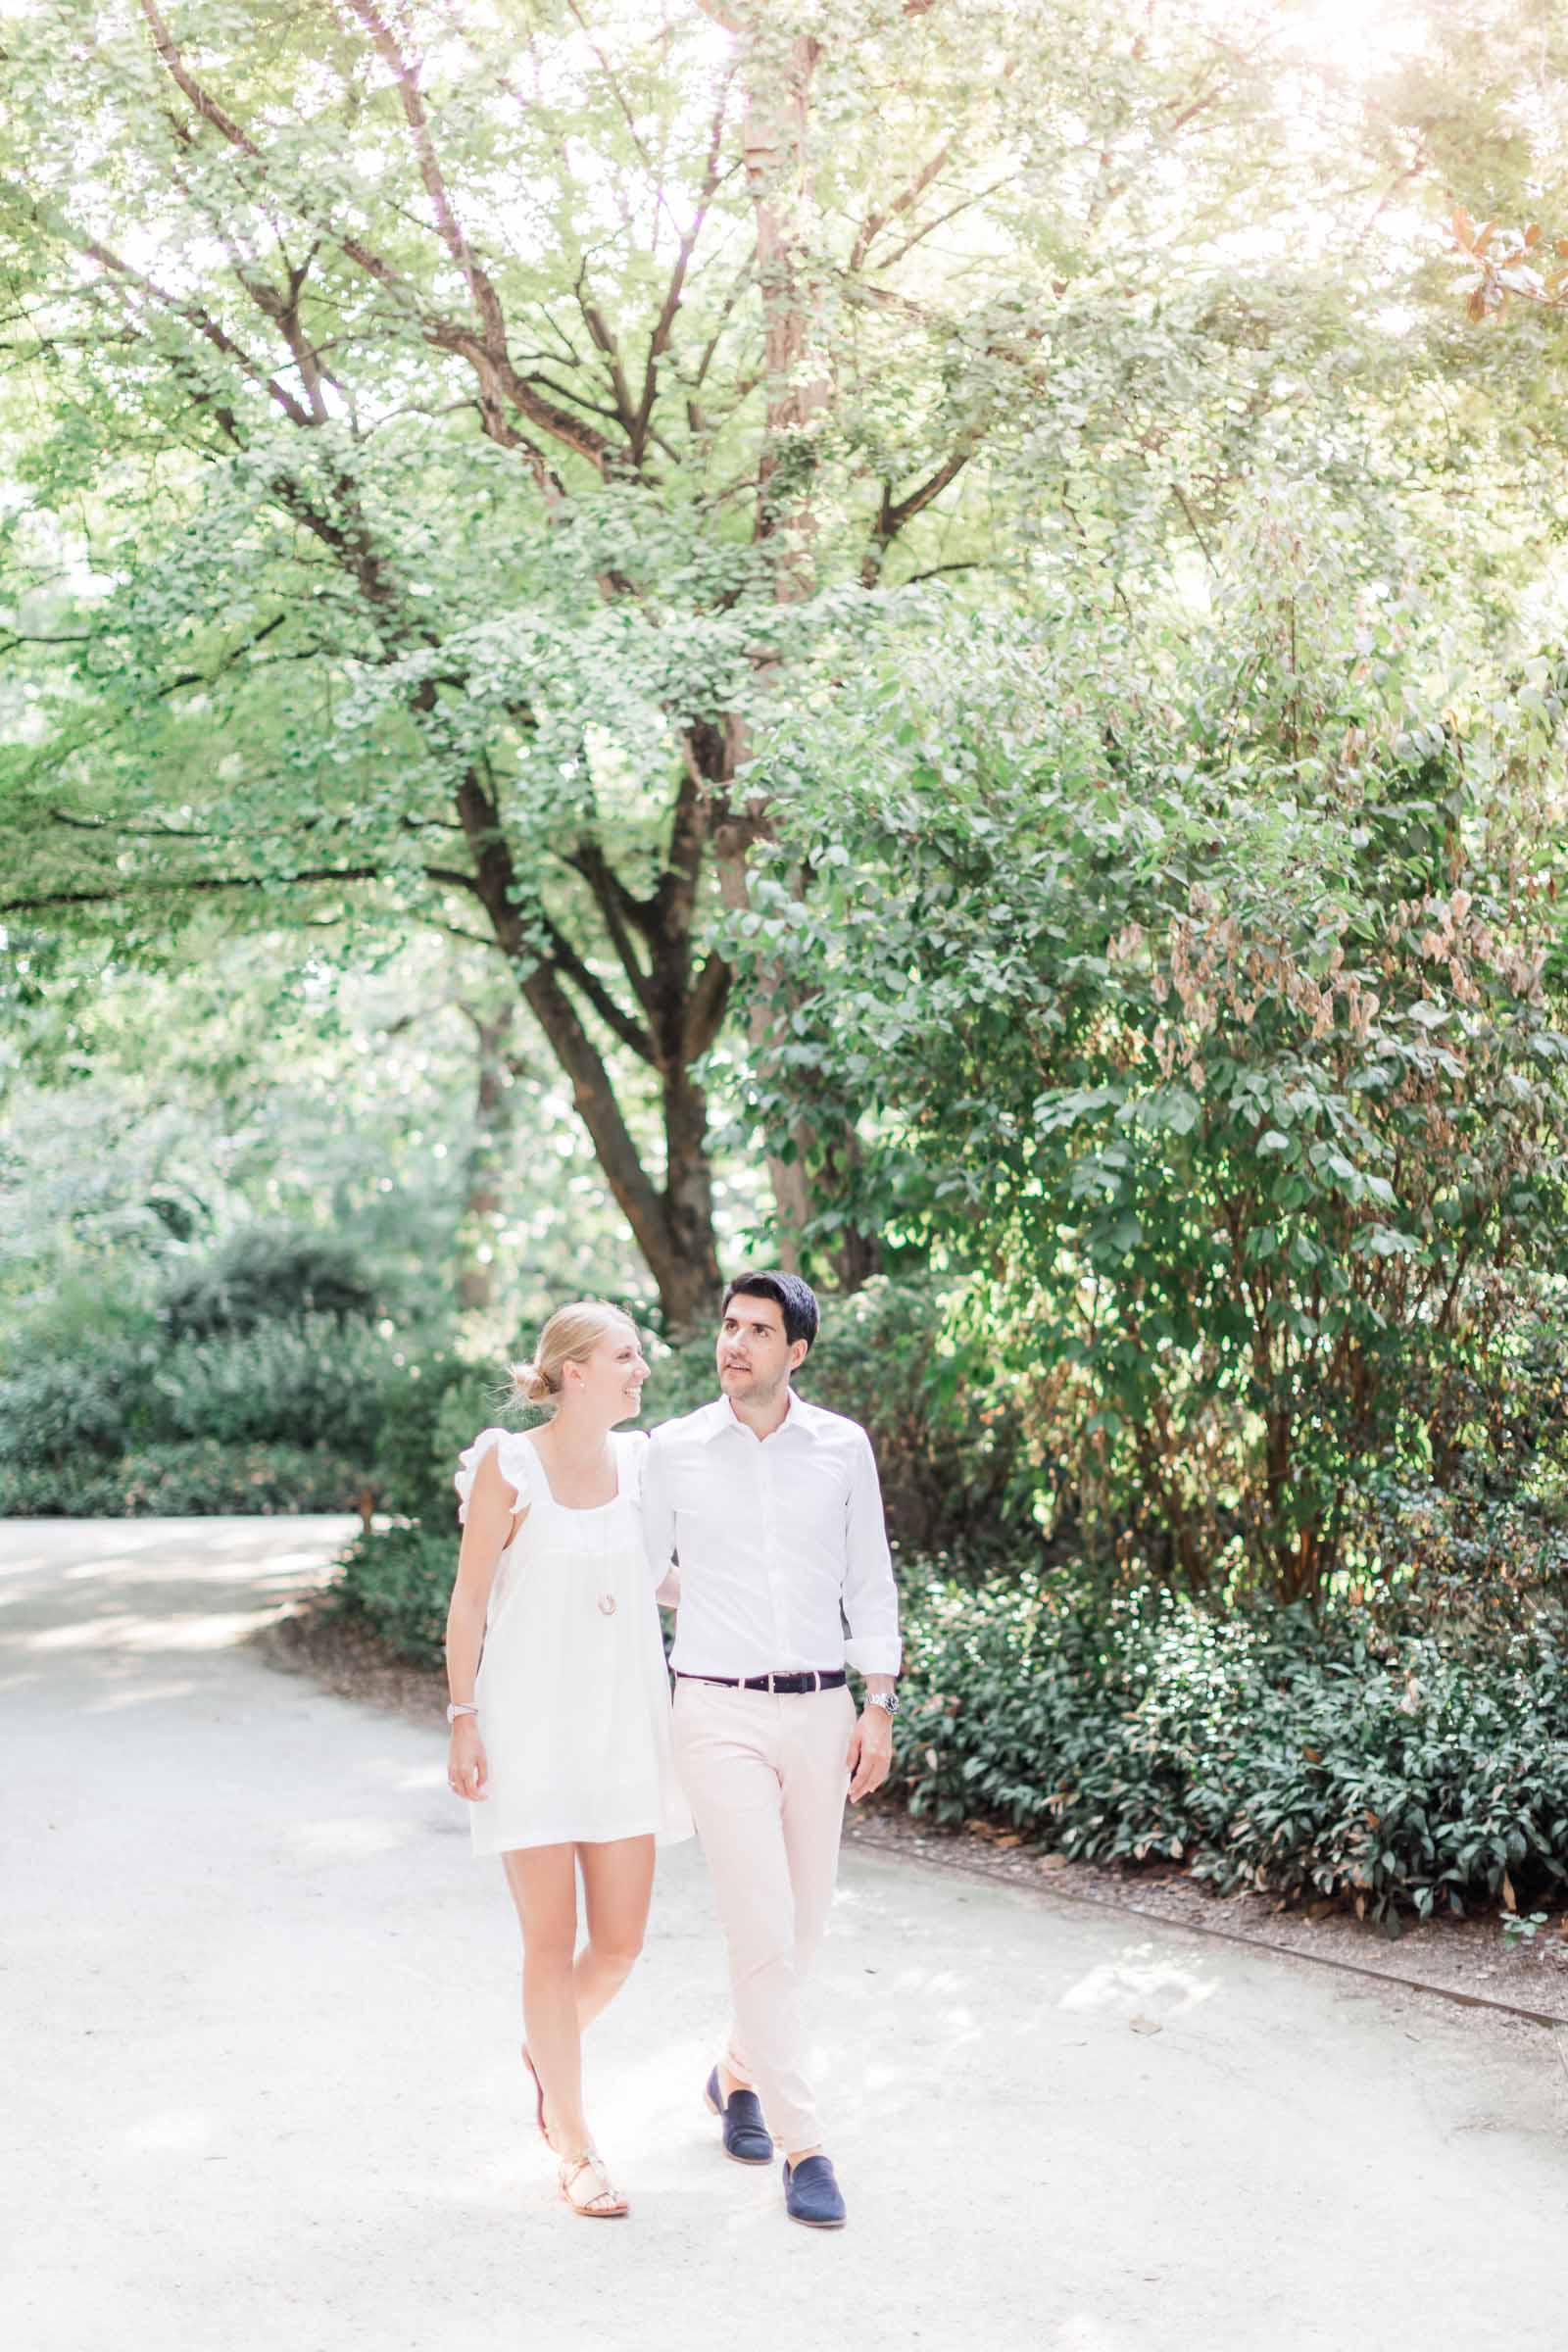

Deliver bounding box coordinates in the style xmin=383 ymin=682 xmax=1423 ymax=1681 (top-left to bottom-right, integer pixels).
xmin=445 ymin=1446 xmax=525 ymax=1802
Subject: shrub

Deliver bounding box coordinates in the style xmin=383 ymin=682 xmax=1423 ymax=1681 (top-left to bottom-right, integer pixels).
xmin=332 ymin=1519 xmax=454 ymax=1663
xmin=150 ymin=1316 xmax=392 ymax=1454
xmin=0 ymin=1441 xmax=365 ymax=1516
xmin=0 ymin=1338 xmax=164 ymax=1465
xmin=891 ymin=1562 xmax=1568 ymax=1922
xmin=0 ymin=1313 xmax=400 ymax=1477
xmin=157 ymin=1227 xmax=377 ymax=1339
xmin=372 ymin=1353 xmax=509 ymax=1521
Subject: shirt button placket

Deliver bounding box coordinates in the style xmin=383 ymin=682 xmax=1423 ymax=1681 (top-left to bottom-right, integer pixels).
xmin=760 ymin=1447 xmax=786 ymax=1669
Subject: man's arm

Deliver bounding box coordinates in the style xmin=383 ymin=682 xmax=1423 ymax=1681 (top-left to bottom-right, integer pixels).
xmin=843 ymin=1429 xmax=900 ymax=1799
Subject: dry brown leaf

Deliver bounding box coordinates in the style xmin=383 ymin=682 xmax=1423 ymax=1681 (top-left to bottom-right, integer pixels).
xmin=1129 ymin=2015 xmax=1163 ymax=2036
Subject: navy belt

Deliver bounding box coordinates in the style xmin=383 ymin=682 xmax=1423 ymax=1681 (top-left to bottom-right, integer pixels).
xmin=677 ymin=1669 xmax=847 ymax=1694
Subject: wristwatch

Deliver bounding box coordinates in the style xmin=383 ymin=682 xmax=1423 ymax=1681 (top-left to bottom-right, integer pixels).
xmin=446 ymin=1701 xmax=478 ymax=1726
xmin=865 ymin=1690 xmax=899 ymax=1717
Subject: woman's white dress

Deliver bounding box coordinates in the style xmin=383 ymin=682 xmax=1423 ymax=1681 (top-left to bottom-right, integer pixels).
xmin=454 ymin=1426 xmax=691 ymax=1858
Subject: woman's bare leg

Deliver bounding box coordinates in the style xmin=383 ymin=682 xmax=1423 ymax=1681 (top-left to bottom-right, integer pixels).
xmin=574 ymin=1835 xmax=655 ymax=2032
xmin=503 ymin=1843 xmax=590 ymax=2154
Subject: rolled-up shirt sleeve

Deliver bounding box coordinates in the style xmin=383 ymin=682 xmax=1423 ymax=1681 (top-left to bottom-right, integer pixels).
xmin=641 ymin=1432 xmax=680 ymax=1607
xmin=842 ymin=1429 xmax=902 ymax=1676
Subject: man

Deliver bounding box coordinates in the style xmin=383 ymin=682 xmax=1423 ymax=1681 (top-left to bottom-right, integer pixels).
xmin=643 ymin=1270 xmax=901 ymax=2230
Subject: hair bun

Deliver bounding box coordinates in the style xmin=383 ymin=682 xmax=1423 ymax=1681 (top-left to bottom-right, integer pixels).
xmin=511 ymin=1358 xmax=556 ymax=1406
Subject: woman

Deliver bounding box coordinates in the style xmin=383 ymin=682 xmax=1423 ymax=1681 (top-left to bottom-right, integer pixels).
xmin=447 ymin=1301 xmax=690 ymax=2219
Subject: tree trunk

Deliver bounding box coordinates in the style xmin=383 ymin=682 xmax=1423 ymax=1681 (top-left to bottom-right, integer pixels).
xmin=661 ymin=1060 xmax=725 ymax=1335
xmin=457 ymin=1005 xmax=522 ymax=1313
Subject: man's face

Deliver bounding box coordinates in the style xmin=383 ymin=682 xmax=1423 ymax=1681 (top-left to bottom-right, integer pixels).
xmin=715 ymin=1293 xmax=807 ymax=1405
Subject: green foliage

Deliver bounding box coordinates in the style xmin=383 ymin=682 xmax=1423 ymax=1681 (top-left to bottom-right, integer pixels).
xmin=892 ymin=1563 xmax=1568 ymax=1923
xmin=371 ymin=1353 xmax=512 ymax=1523
xmin=0 ymin=1338 xmax=161 ymax=1466
xmin=8 ymin=0 xmax=1560 ymax=1322
xmin=331 ymin=1520 xmax=455 ymax=1665
xmin=0 ymin=1442 xmax=363 ymax=1517
xmin=157 ymin=1228 xmax=377 ymax=1339
xmin=740 ymin=584 xmax=1568 ymax=1597
xmin=147 ymin=1316 xmax=391 ymax=1453
xmin=0 ymin=1312 xmax=396 ymax=1463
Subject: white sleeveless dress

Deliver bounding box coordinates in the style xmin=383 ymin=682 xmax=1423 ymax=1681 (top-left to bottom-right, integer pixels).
xmin=453 ymin=1426 xmax=691 ymax=1858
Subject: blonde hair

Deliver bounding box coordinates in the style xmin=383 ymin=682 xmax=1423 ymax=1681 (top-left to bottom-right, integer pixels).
xmin=508 ymin=1300 xmax=637 ymax=1417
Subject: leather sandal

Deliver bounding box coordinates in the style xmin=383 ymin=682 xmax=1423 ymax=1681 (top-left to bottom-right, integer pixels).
xmin=559 ymin=2149 xmax=628 ymax=2219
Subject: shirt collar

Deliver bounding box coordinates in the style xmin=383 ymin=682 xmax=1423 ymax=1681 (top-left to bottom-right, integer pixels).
xmin=699 ymin=1389 xmax=823 ymax=1443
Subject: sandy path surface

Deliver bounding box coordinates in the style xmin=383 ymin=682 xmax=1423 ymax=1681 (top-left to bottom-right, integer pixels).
xmin=2 ymin=1517 xmax=1561 ymax=2352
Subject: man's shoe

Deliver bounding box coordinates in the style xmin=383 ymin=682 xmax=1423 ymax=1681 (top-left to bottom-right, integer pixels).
xmin=704 ymin=2066 xmax=774 ymax=2165
xmin=783 ymin=2153 xmax=847 ymax=2230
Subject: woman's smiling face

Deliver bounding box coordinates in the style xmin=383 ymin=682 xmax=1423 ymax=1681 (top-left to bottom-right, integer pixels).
xmin=567 ymin=1321 xmax=649 ymax=1423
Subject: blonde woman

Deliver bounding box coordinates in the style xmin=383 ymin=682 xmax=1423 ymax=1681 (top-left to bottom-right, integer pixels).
xmin=447 ymin=1302 xmax=690 ymax=2219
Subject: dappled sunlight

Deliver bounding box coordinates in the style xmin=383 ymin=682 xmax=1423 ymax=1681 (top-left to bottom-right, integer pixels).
xmin=62 ymin=1551 xmax=332 ymax=1589
xmin=280 ymin=1818 xmax=415 ymax=1867
xmin=81 ymin=1676 xmax=201 ymax=1712
xmin=21 ymin=1603 xmax=288 ymax=1653
xmin=1060 ymin=1942 xmax=1220 ymax=2024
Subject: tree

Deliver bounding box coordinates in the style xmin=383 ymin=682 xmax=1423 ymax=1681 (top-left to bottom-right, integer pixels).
xmin=1 ymin=0 xmax=1502 ymax=1322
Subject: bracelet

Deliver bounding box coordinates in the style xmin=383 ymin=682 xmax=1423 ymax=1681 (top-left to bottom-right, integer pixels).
xmin=446 ymin=1701 xmax=478 ymax=1726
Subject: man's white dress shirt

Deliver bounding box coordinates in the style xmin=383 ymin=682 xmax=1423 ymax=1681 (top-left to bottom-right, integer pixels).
xmin=642 ymin=1391 xmax=902 ymax=1679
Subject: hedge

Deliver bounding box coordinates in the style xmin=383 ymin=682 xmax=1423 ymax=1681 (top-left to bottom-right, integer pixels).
xmin=892 ymin=1566 xmax=1568 ymax=1924
xmin=0 ymin=1442 xmax=367 ymax=1517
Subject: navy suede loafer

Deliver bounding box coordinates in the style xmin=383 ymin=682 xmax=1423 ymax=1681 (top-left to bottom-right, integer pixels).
xmin=705 ymin=2066 xmax=774 ymax=2165
xmin=783 ymin=2153 xmax=847 ymax=2230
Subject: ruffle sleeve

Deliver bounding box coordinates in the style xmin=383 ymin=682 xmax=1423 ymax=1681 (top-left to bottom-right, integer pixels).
xmin=453 ymin=1427 xmax=535 ymax=1525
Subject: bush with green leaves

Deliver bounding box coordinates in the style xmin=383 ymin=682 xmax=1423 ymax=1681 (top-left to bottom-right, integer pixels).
xmin=739 ymin=586 xmax=1568 ymax=1599
xmin=371 ymin=1351 xmax=512 ymax=1521
xmin=0 ymin=1441 xmax=363 ymax=1516
xmin=156 ymin=1227 xmax=378 ymax=1339
xmin=892 ymin=1562 xmax=1568 ymax=1922
xmin=0 ymin=1312 xmax=402 ymax=1486
xmin=331 ymin=1519 xmax=455 ymax=1661
xmin=0 ymin=1338 xmax=163 ymax=1466
xmin=149 ymin=1316 xmax=393 ymax=1454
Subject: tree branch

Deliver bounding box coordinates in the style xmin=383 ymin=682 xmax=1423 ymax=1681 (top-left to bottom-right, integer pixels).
xmin=861 ymin=447 xmax=974 ymax=582
xmin=0 ymin=861 xmax=470 ymax=914
xmin=135 ymin=0 xmax=615 ymax=474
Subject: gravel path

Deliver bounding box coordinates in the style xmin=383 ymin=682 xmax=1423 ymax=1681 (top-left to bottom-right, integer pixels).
xmin=2 ymin=1517 xmax=1562 ymax=2352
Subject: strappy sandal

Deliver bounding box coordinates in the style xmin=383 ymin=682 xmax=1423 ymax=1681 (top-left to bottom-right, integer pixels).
xmin=521 ymin=2046 xmax=556 ymax=2149
xmin=559 ymin=2148 xmax=628 ymax=2220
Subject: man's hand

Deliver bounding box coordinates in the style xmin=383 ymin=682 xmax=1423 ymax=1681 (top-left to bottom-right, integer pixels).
xmin=847 ymin=1703 xmax=893 ymax=1803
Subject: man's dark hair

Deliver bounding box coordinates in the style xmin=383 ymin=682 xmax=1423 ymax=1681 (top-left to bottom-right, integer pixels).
xmin=721 ymin=1269 xmax=820 ymax=1352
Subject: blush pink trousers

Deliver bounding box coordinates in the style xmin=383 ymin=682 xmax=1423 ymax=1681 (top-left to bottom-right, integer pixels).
xmin=672 ymin=1678 xmax=856 ymax=2154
